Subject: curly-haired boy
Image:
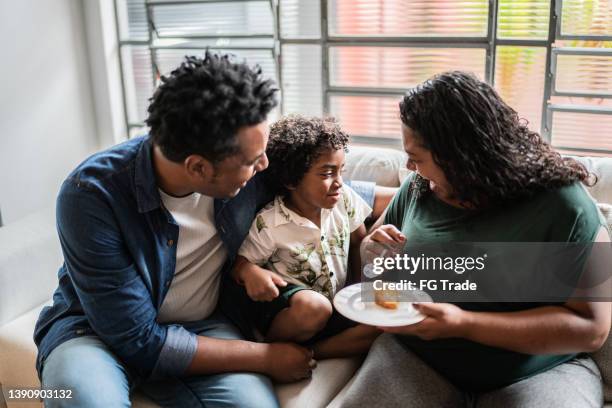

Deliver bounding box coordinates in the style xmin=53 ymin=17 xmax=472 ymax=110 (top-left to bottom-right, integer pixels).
xmin=234 ymin=115 xmax=381 ymax=359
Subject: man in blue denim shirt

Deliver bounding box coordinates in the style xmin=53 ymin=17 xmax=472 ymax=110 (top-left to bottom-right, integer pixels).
xmin=34 ymin=52 xmax=378 ymax=407
xmin=34 ymin=52 xmax=319 ymax=408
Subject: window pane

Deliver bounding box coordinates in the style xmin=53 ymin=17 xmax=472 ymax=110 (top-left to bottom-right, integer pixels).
xmin=494 ymin=46 xmax=547 ymax=132
xmin=497 ymin=0 xmax=550 ymax=40
xmin=555 ymin=53 xmax=612 ymax=96
xmin=550 ymin=95 xmax=612 ymax=108
xmin=152 ymin=2 xmax=274 ymax=37
xmin=561 ymin=0 xmax=612 ymax=37
xmin=330 ymin=95 xmax=401 ymax=138
xmin=117 ymin=0 xmax=148 ymax=40
xmin=330 ymin=47 xmax=486 ymax=88
xmin=121 ymin=46 xmax=154 ymax=124
xmin=551 ymin=111 xmax=612 ymax=151
xmin=329 ymin=0 xmax=488 ymax=37
xmin=281 ymin=45 xmax=323 ymax=116
xmin=280 ymin=0 xmax=321 ymax=39
xmin=156 ymin=49 xmax=277 ymax=83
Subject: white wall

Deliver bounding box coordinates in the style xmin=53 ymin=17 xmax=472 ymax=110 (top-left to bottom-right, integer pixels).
xmin=0 ymin=0 xmax=100 ymax=225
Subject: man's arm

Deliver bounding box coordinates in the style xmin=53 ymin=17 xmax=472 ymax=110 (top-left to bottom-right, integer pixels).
xmin=185 ymin=337 xmax=314 ymax=383
xmin=58 ymin=182 xmax=312 ymax=381
xmin=57 ymin=183 xmax=190 ymax=379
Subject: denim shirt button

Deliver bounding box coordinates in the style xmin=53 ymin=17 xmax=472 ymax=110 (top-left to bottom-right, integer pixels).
xmin=76 ymin=329 xmax=86 ymax=335
xmin=167 ymin=239 xmax=174 ymax=247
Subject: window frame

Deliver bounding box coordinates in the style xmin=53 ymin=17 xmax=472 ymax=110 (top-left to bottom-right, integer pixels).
xmin=115 ymin=0 xmax=612 ymax=154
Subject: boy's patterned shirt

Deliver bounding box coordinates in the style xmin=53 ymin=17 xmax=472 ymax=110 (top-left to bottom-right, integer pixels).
xmin=238 ymin=185 xmax=372 ymax=300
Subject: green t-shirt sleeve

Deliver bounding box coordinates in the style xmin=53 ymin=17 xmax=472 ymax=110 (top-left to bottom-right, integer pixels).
xmin=551 ymin=184 xmax=606 ymax=243
xmin=384 ymin=173 xmax=415 ymax=228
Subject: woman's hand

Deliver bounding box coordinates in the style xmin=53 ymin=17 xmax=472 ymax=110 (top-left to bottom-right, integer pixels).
xmin=380 ymin=303 xmax=469 ymax=340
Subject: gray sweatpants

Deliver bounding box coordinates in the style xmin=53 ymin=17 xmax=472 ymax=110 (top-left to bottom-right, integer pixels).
xmin=330 ymin=334 xmax=603 ymax=408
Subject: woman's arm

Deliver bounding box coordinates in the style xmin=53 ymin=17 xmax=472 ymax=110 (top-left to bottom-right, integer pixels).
xmin=384 ymin=227 xmax=611 ymax=355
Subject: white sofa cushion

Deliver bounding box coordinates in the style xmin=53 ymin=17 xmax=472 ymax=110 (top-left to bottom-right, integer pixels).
xmin=0 ymin=301 xmax=360 ymax=408
xmin=0 ymin=207 xmax=61 ymax=327
xmin=345 ymin=146 xmax=406 ymax=187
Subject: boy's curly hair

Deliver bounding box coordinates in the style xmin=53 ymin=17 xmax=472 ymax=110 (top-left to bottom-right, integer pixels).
xmin=146 ymin=50 xmax=278 ymax=163
xmin=265 ymin=115 xmax=350 ymax=196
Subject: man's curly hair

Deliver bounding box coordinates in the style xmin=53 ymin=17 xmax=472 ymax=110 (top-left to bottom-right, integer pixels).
xmin=265 ymin=115 xmax=350 ymax=196
xmin=146 ymin=51 xmax=278 ymax=163
xmin=400 ymin=71 xmax=594 ymax=209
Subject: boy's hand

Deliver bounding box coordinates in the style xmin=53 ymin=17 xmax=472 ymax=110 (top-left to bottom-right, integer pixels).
xmin=242 ymin=263 xmax=287 ymax=302
xmin=368 ymin=224 xmax=406 ymax=244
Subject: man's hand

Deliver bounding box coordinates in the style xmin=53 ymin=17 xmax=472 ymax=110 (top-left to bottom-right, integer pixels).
xmin=380 ymin=302 xmax=468 ymax=340
xmin=242 ymin=263 xmax=287 ymax=302
xmin=264 ymin=343 xmax=317 ymax=383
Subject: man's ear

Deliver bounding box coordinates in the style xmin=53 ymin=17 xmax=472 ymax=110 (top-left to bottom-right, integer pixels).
xmin=184 ymin=155 xmax=214 ymax=179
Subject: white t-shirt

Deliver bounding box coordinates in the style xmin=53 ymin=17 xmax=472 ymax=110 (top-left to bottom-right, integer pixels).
xmin=238 ymin=185 xmax=372 ymax=300
xmin=157 ymin=190 xmax=227 ymax=323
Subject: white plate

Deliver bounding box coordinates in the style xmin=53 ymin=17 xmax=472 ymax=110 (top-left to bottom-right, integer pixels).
xmin=333 ymin=283 xmax=432 ymax=327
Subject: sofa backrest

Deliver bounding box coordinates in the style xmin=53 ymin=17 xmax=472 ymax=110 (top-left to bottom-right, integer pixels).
xmin=346 ymin=146 xmax=612 ymax=205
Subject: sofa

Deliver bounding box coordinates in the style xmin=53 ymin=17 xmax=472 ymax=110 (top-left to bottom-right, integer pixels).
xmin=1 ymin=146 xmax=611 ymax=408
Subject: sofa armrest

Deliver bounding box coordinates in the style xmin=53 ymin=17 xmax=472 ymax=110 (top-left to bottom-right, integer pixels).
xmin=0 ymin=207 xmax=61 ymax=327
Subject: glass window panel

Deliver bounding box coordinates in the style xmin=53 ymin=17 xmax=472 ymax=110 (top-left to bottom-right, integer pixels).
xmin=497 ymin=0 xmax=550 ymax=40
xmin=555 ymin=53 xmax=612 ymax=96
xmin=329 ymin=95 xmax=402 ymax=138
xmin=117 ymin=0 xmax=148 ymax=40
xmin=154 ymin=37 xmax=275 ymax=49
xmin=280 ymin=0 xmax=321 ymax=39
xmin=330 ymin=47 xmax=486 ymax=88
xmin=556 ymin=148 xmax=612 ymax=157
xmin=281 ymin=45 xmax=323 ymax=116
xmin=551 ymin=111 xmax=612 ymax=151
xmin=494 ymin=46 xmax=547 ymax=132
xmin=121 ymin=46 xmax=154 ymax=124
xmin=550 ymin=95 xmax=612 ymax=108
xmin=152 ymin=2 xmax=274 ymax=37
xmin=329 ymin=0 xmax=489 ymax=37
xmin=561 ymin=0 xmax=612 ymax=37
xmin=156 ymin=49 xmax=277 ymax=83
xmin=555 ymin=40 xmax=612 ymax=47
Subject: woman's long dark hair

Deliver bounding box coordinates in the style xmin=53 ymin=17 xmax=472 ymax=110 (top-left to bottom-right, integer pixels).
xmin=400 ymin=71 xmax=594 ymax=209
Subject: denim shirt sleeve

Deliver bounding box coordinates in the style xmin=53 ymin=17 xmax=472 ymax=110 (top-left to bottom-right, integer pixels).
xmin=344 ymin=180 xmax=376 ymax=209
xmin=56 ymin=180 xmax=196 ymax=379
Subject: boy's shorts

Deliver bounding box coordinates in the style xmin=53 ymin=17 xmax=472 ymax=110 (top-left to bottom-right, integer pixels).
xmin=254 ymin=283 xmax=358 ymax=345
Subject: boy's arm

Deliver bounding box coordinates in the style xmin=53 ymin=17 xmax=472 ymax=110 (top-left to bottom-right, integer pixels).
xmin=233 ymin=255 xmax=287 ymax=301
xmin=349 ymin=224 xmax=368 ymax=283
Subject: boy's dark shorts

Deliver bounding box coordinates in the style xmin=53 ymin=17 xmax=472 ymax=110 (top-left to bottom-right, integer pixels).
xmin=254 ymin=283 xmax=358 ymax=345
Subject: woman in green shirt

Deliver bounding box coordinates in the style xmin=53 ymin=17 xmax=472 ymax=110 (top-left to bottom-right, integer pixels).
xmin=336 ymin=72 xmax=611 ymax=407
